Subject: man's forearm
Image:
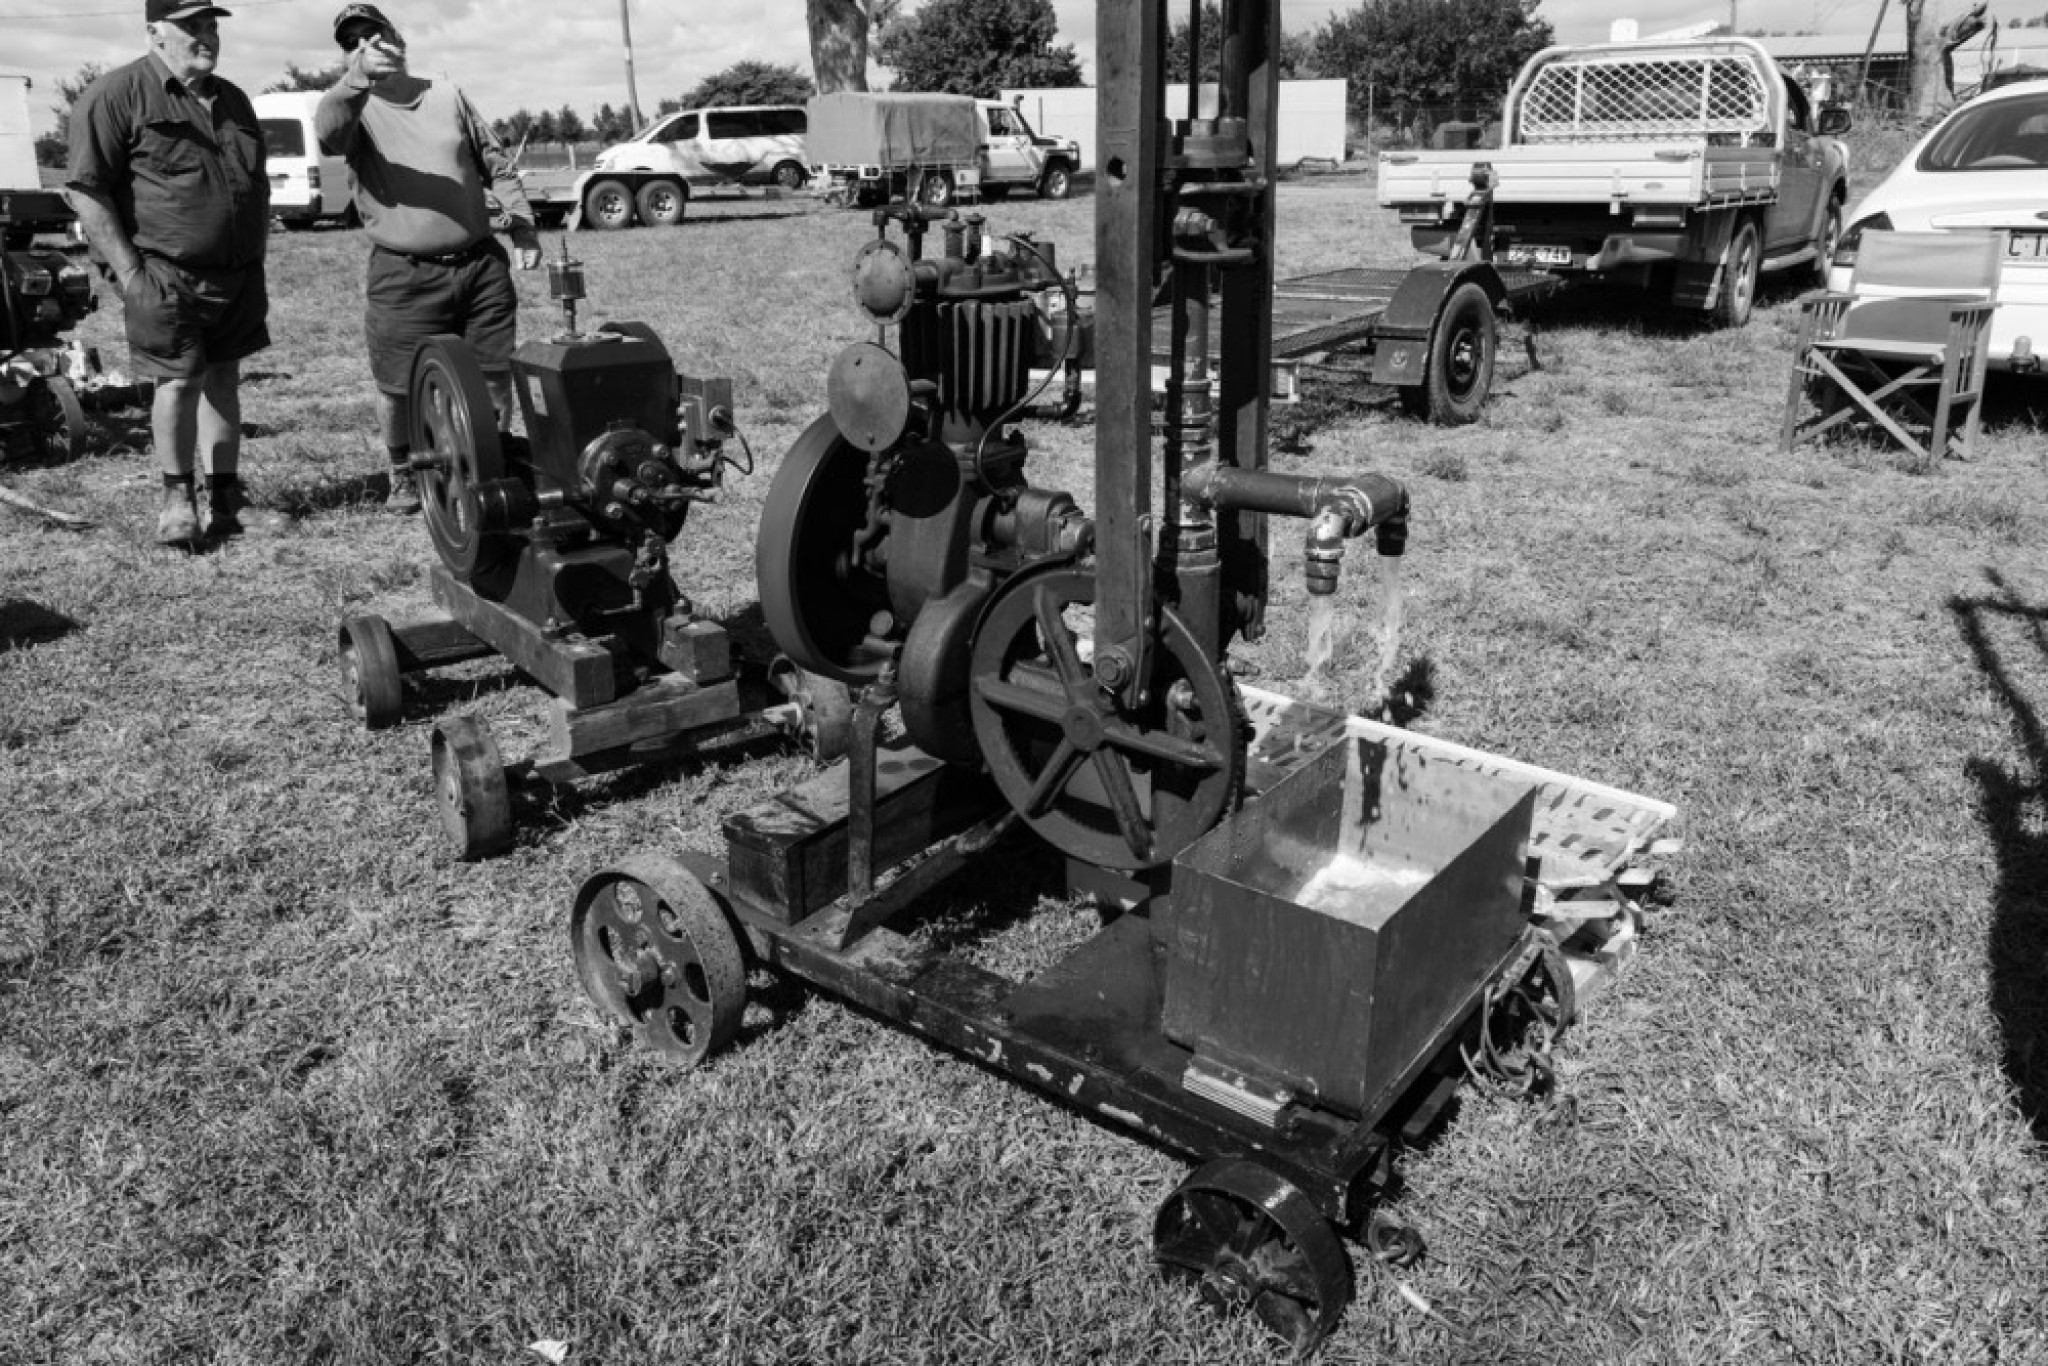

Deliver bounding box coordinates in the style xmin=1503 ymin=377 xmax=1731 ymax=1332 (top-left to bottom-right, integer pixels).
xmin=314 ymin=74 xmax=374 ymax=156
xmin=69 ymin=190 xmax=141 ymax=285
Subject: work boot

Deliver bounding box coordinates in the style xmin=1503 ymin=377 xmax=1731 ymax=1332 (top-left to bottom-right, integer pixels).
xmin=156 ymin=483 xmax=200 ymax=547
xmin=205 ymin=476 xmax=291 ymax=539
xmin=386 ymin=464 xmax=422 ymax=514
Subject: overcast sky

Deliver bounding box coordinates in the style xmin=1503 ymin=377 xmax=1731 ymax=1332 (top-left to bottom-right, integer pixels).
xmin=1 ymin=0 xmax=1917 ymax=137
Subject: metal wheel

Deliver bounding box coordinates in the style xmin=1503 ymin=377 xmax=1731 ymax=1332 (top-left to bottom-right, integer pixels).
xmin=1399 ymin=280 xmax=1496 ymax=426
xmin=32 ymin=376 xmax=87 ymax=462
xmin=968 ymin=563 xmax=1244 ymax=872
xmin=755 ymin=412 xmax=894 ymax=687
xmin=635 ymin=178 xmax=686 ymax=227
xmin=409 ymin=336 xmax=509 ymax=582
xmin=338 ymin=613 xmax=404 ymax=730
xmin=1711 ymin=219 xmax=1761 ymax=328
xmin=1155 ymin=1158 xmax=1354 ymax=1355
xmin=583 ymin=177 xmax=635 ymax=230
xmin=430 ymin=714 xmax=512 ymax=861
xmin=570 ymin=854 xmax=748 ymax=1066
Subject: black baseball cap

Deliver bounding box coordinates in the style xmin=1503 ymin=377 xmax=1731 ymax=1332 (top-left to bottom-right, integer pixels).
xmin=332 ymin=2 xmax=396 ymax=46
xmin=147 ymin=1 xmax=232 ymax=20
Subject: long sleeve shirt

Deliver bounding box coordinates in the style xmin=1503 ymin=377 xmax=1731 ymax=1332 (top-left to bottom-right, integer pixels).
xmin=314 ymin=71 xmax=533 ymax=256
xmin=66 ymin=52 xmax=269 ymax=271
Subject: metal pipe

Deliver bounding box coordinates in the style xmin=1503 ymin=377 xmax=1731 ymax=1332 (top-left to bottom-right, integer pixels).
xmin=1184 ymin=462 xmax=1409 ymax=597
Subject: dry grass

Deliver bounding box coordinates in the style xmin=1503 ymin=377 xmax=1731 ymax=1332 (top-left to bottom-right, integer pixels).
xmin=3 ymin=174 xmax=2047 ymax=1364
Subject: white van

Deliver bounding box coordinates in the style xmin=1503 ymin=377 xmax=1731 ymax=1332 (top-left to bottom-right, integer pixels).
xmin=576 ymin=104 xmax=808 ymax=229
xmin=254 ymin=90 xmax=352 ymax=228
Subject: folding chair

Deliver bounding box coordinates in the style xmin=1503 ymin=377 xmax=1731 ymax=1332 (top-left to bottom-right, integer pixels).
xmin=1780 ymin=229 xmax=2004 ymax=460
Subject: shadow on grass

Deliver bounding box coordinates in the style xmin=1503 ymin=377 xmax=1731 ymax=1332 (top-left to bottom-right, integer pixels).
xmin=0 ymin=598 xmax=82 ymax=652
xmin=1949 ymin=568 xmax=2048 ymax=1145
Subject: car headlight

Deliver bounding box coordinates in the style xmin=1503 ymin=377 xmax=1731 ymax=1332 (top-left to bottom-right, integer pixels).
xmin=1834 ymin=211 xmax=1893 ymax=270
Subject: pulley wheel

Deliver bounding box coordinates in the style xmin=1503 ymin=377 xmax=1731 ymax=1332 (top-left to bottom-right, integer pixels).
xmin=755 ymin=412 xmax=894 ymax=687
xmin=430 ymin=714 xmax=512 ymax=861
xmin=570 ymin=854 xmax=748 ymax=1066
xmin=1154 ymin=1158 xmax=1354 ymax=1355
xmin=410 ymin=335 xmax=508 ymax=582
xmin=32 ymin=376 xmax=87 ymax=462
xmin=968 ymin=564 xmax=1243 ymax=872
xmin=338 ymin=613 xmax=404 ymax=730
xmin=769 ymin=656 xmax=854 ymax=762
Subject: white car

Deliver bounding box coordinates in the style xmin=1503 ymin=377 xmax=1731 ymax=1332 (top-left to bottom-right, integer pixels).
xmin=580 ymin=104 xmax=809 ymax=229
xmin=1831 ymin=77 xmax=2048 ymax=372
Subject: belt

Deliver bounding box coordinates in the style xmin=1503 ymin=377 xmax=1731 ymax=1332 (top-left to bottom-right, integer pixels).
xmin=378 ymin=238 xmax=493 ymax=267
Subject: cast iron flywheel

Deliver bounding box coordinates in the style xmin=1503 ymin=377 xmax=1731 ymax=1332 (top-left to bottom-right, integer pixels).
xmin=754 ymin=412 xmax=894 ymax=687
xmin=409 ymin=335 xmax=509 ymax=582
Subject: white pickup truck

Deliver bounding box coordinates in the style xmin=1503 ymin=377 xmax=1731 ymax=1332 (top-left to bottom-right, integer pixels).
xmin=1378 ymin=37 xmax=1852 ymax=326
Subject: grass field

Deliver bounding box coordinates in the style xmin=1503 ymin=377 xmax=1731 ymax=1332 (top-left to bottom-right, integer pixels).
xmin=3 ymin=169 xmax=2046 ymax=1364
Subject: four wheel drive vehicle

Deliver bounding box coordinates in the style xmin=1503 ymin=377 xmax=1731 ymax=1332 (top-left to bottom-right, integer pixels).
xmin=806 ymin=93 xmax=1080 ymax=207
xmin=1378 ymin=37 xmax=1852 ymax=328
xmin=1828 ymin=77 xmax=2048 ymax=373
xmin=254 ymin=90 xmax=353 ymax=228
xmin=576 ymin=104 xmax=809 ymax=230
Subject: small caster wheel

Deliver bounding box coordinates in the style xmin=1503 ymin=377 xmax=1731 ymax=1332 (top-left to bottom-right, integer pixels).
xmin=1154 ymin=1157 xmax=1354 ymax=1354
xmin=430 ymin=714 xmax=512 ymax=860
xmin=569 ymin=854 xmax=747 ymax=1065
xmin=339 ymin=614 xmax=404 ymax=730
xmin=770 ymin=657 xmax=855 ymax=761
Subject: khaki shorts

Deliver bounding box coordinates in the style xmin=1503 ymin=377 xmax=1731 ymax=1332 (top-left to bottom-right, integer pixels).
xmin=365 ymin=240 xmax=518 ymax=396
xmin=122 ymin=258 xmax=270 ymax=380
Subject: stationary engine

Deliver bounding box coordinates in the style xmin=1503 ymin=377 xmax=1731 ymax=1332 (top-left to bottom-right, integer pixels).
xmin=0 ymin=242 xmax=96 ymax=462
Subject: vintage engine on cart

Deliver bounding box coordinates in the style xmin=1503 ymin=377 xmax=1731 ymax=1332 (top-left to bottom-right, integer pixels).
xmin=0 ymin=238 xmax=96 ymax=463
xmin=338 ymin=248 xmax=839 ymax=859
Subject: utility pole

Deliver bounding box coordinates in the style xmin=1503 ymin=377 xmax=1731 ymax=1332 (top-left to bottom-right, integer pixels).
xmin=621 ymin=0 xmax=645 ymax=131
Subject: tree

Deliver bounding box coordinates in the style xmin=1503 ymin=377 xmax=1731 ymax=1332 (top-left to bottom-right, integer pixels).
xmin=33 ymin=62 xmax=105 ymax=167
xmin=495 ymin=110 xmax=538 ymax=148
xmin=677 ymin=60 xmax=815 ymax=110
xmin=1166 ymin=2 xmax=1316 ymax=83
xmin=264 ymin=61 xmax=343 ymax=93
xmin=591 ymin=103 xmax=633 ymax=143
xmin=875 ymin=0 xmax=1083 ymax=95
xmin=1906 ymin=0 xmax=1991 ymax=114
xmin=1313 ymin=0 xmax=1551 ymax=132
xmin=808 ymin=0 xmax=871 ymax=93
xmin=554 ymin=106 xmax=588 ymax=144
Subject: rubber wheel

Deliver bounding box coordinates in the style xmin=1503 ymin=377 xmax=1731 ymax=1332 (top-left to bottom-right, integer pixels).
xmin=583 ymin=177 xmax=635 ymax=230
xmin=1039 ymin=164 xmax=1072 ymax=200
xmin=634 ymin=178 xmax=686 ymax=227
xmin=1397 ymin=280 xmax=1496 ymax=426
xmin=1711 ymin=219 xmax=1761 ymax=328
xmin=1155 ymin=1158 xmax=1354 ymax=1355
xmin=1810 ymin=201 xmax=1843 ymax=289
xmin=919 ymin=169 xmax=955 ymax=208
xmin=430 ymin=715 xmax=512 ymax=861
xmin=570 ymin=854 xmax=748 ymax=1066
xmin=771 ymin=160 xmax=808 ymax=191
xmin=338 ymin=614 xmax=404 ymax=730
xmin=32 ymin=376 xmax=87 ymax=462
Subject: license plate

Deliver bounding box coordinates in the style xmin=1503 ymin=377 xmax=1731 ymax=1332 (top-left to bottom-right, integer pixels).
xmin=1505 ymin=243 xmax=1572 ymax=266
xmin=2008 ymin=231 xmax=2048 ymax=259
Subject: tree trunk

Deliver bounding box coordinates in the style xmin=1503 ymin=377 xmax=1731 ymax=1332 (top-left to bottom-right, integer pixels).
xmin=1907 ymin=0 xmax=1989 ymax=117
xmin=808 ymin=0 xmax=870 ymax=94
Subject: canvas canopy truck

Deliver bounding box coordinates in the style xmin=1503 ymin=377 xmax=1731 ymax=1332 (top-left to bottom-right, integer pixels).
xmin=807 ymin=93 xmax=1080 ymax=207
xmin=1378 ymin=37 xmax=1852 ymax=327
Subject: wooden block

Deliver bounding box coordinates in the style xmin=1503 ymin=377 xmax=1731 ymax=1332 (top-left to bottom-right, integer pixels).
xmin=388 ymin=616 xmax=492 ymax=672
xmin=430 ymin=565 xmax=621 ymax=708
xmin=544 ymin=675 xmax=741 ymax=760
xmin=723 ymin=741 xmax=995 ymax=924
xmin=659 ymin=616 xmax=731 ymax=682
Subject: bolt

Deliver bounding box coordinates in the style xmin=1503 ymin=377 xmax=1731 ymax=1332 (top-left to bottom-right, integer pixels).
xmin=1095 ymin=648 xmax=1132 ymax=690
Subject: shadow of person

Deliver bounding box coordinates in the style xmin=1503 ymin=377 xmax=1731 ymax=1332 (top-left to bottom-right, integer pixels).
xmin=1949 ymin=568 xmax=2048 ymax=1144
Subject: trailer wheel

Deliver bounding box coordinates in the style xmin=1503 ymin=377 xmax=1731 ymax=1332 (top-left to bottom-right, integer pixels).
xmin=1155 ymin=1158 xmax=1354 ymax=1354
xmin=771 ymin=160 xmax=809 ymax=191
xmin=583 ymin=177 xmax=636 ymax=231
xmin=571 ymin=855 xmax=748 ymax=1067
xmin=1711 ymin=219 xmax=1761 ymax=328
xmin=339 ymin=614 xmax=404 ymax=731
xmin=430 ymin=715 xmax=513 ymax=861
xmin=1398 ymin=280 xmax=1496 ymax=426
xmin=635 ymin=178 xmax=686 ymax=227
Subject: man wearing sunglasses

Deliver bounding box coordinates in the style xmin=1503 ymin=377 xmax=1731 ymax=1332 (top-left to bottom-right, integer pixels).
xmin=67 ymin=1 xmax=273 ymax=546
xmin=315 ymin=3 xmax=542 ymax=514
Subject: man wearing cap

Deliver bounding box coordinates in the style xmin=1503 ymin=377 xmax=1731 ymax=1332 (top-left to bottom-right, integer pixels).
xmin=316 ymin=3 xmax=542 ymax=514
xmin=67 ymin=1 xmax=273 ymax=546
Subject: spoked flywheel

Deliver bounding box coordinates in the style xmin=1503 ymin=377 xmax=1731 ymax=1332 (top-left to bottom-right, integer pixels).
xmin=409 ymin=335 xmax=509 ymax=582
xmin=569 ymin=855 xmax=747 ymax=1066
xmin=1154 ymin=1158 xmax=1355 ymax=1354
xmin=967 ymin=563 xmax=1244 ymax=872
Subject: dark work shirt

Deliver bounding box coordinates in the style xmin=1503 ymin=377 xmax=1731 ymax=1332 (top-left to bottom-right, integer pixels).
xmin=66 ymin=53 xmax=269 ymax=271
